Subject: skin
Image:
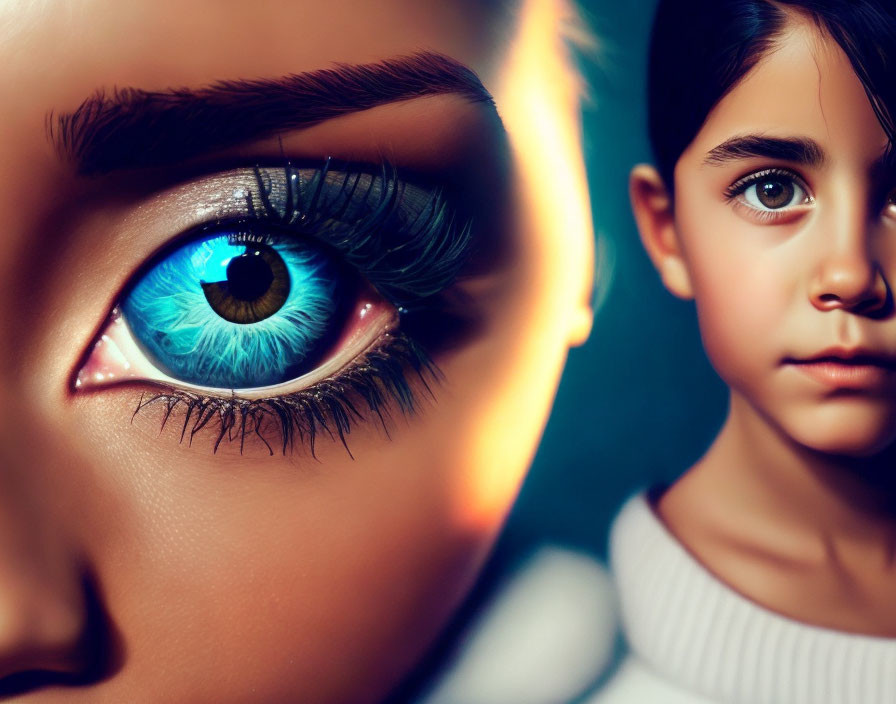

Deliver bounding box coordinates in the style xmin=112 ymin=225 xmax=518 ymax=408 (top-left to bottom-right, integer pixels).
xmin=631 ymin=17 xmax=896 ymax=635
xmin=0 ymin=0 xmax=594 ymax=702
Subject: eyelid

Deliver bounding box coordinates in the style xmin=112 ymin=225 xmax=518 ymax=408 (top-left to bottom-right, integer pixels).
xmin=74 ymin=161 xmax=468 ymax=452
xmin=134 ymin=330 xmax=437 ymax=456
xmin=117 ymin=163 xmax=472 ymax=308
xmin=723 ymin=167 xmax=813 ymax=202
xmin=116 ymin=166 xmax=370 ymax=265
xmin=723 ymin=167 xmax=814 ymax=225
xmin=883 ymin=186 xmax=896 ymax=219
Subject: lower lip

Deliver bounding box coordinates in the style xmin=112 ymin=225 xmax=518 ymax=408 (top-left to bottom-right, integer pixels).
xmin=790 ymin=361 xmax=894 ymax=389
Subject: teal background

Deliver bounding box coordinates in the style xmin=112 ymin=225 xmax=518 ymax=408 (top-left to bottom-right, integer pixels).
xmin=496 ymin=0 xmax=728 ymax=562
xmin=389 ymin=5 xmax=731 ymax=698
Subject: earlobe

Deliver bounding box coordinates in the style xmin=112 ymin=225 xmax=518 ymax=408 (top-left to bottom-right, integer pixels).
xmin=629 ymin=164 xmax=694 ymax=299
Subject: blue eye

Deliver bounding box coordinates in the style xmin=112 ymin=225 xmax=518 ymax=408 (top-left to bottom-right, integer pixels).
xmin=121 ymin=229 xmax=348 ymax=389
xmin=76 ymin=162 xmax=477 ymax=453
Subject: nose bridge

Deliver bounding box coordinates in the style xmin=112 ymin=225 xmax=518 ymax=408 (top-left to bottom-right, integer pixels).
xmin=0 ymin=177 xmax=36 ymax=370
xmin=0 ymin=405 xmax=91 ymax=681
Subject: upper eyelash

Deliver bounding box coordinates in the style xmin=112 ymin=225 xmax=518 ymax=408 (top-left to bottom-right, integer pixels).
xmin=245 ymin=158 xmax=474 ymax=309
xmin=723 ymin=167 xmax=811 ymax=203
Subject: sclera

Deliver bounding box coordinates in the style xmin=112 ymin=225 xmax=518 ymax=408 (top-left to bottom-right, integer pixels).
xmin=76 ymin=300 xmax=397 ymax=400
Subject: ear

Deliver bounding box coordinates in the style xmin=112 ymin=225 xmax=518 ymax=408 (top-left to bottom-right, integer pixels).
xmin=629 ymin=164 xmax=694 ymax=299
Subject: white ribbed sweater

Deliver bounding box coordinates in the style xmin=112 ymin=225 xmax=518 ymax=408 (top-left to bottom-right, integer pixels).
xmin=591 ymin=494 xmax=896 ymax=704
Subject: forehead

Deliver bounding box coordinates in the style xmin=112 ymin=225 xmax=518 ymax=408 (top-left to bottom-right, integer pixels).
xmin=685 ymin=18 xmax=888 ymax=163
xmin=0 ymin=0 xmax=524 ymax=267
xmin=1 ymin=0 xmax=513 ymax=79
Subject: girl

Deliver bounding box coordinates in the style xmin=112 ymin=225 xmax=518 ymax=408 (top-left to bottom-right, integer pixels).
xmin=597 ymin=1 xmax=896 ymax=702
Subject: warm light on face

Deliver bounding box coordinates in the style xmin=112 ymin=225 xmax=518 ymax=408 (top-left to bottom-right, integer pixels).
xmin=0 ymin=0 xmax=596 ymax=700
xmin=452 ymin=0 xmax=595 ymax=528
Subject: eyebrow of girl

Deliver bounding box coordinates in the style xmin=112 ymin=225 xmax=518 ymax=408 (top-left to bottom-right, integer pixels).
xmin=703 ymin=135 xmax=825 ymax=167
xmin=47 ymin=52 xmax=496 ymax=177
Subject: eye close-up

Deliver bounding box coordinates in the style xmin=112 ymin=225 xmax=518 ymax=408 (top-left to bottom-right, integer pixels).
xmin=120 ymin=228 xmax=353 ymax=389
xmin=725 ymin=167 xmax=813 ymax=222
xmin=6 ymin=0 xmax=892 ymax=701
xmin=73 ymin=162 xmax=473 ymax=453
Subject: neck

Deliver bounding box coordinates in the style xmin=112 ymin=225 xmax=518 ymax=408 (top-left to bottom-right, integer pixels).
xmin=683 ymin=393 xmax=896 ymax=561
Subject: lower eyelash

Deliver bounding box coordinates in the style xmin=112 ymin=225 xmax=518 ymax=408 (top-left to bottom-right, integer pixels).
xmin=130 ymin=331 xmax=440 ymax=457
xmin=729 ymin=198 xmax=802 ymax=224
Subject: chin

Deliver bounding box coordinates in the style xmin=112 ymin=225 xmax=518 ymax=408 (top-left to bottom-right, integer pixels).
xmin=784 ymin=405 xmax=896 ymax=458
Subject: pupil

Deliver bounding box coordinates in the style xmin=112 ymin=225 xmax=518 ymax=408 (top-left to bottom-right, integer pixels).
xmin=226 ymin=252 xmax=274 ymax=300
xmin=762 ymin=182 xmax=782 ymax=198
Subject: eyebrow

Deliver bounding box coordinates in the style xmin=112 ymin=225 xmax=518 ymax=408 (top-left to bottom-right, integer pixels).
xmin=703 ymin=136 xmax=826 ymax=167
xmin=48 ymin=52 xmax=496 ymax=176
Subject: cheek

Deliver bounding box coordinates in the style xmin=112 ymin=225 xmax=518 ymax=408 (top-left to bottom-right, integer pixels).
xmin=111 ymin=459 xmax=484 ymax=702
xmin=678 ymin=214 xmax=797 ymax=387
xmin=78 ymin=367 xmax=535 ymax=702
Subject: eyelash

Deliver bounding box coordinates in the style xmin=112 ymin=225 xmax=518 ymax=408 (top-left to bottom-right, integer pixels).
xmin=723 ymin=167 xmax=806 ymax=199
xmin=135 ymin=332 xmax=437 ymax=456
xmin=244 ymin=159 xmax=473 ymax=308
xmin=723 ymin=167 xmax=813 ymax=223
xmin=129 ymin=159 xmax=472 ymax=455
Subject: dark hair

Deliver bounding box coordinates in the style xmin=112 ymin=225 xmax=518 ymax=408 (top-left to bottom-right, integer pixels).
xmin=647 ymin=0 xmax=896 ymax=189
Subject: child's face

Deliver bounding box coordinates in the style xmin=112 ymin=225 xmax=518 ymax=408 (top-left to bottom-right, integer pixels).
xmin=0 ymin=0 xmax=593 ymax=701
xmin=671 ymin=20 xmax=896 ymax=456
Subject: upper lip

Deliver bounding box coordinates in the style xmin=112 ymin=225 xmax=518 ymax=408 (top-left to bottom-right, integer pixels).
xmin=786 ymin=347 xmax=896 ymax=369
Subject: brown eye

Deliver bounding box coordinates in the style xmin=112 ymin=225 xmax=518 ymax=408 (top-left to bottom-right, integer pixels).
xmin=755 ymin=178 xmax=794 ymax=209
xmin=739 ymin=172 xmax=808 ymax=212
xmin=201 ymin=243 xmax=290 ymax=324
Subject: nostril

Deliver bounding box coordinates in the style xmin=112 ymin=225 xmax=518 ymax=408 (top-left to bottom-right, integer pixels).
xmin=810 ymin=265 xmax=891 ymax=316
xmin=811 ymin=291 xmax=849 ymax=312
xmin=815 ymin=293 xmax=843 ymax=310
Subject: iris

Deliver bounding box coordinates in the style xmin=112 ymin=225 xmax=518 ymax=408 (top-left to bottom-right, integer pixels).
xmin=122 ymin=230 xmax=344 ymax=389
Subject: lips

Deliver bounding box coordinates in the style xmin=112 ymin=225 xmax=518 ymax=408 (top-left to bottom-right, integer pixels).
xmin=786 ymin=348 xmax=896 ymax=389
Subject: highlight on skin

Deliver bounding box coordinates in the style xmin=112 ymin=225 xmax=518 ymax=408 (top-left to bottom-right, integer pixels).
xmin=459 ymin=0 xmax=595 ymax=528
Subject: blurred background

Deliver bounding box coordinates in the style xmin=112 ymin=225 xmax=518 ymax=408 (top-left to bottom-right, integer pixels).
xmin=394 ymin=2 xmax=731 ymax=701
xmin=496 ymin=0 xmax=727 ymax=569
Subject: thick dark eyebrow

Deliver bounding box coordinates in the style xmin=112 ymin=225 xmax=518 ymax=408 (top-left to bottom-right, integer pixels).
xmin=48 ymin=52 xmax=496 ymax=176
xmin=703 ymin=136 xmax=826 ymax=167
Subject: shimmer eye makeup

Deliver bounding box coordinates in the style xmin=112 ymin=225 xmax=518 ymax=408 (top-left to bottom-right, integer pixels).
xmin=76 ymin=160 xmax=472 ymax=455
xmin=56 ymin=53 xmax=509 ymax=456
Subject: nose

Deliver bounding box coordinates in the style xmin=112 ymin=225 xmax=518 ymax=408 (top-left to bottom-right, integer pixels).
xmin=0 ymin=503 xmax=87 ymax=682
xmin=0 ymin=419 xmax=95 ymax=688
xmin=808 ymin=217 xmax=890 ymax=317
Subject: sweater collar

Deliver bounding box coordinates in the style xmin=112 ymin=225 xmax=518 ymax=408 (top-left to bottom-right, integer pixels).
xmin=610 ymin=492 xmax=896 ymax=704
